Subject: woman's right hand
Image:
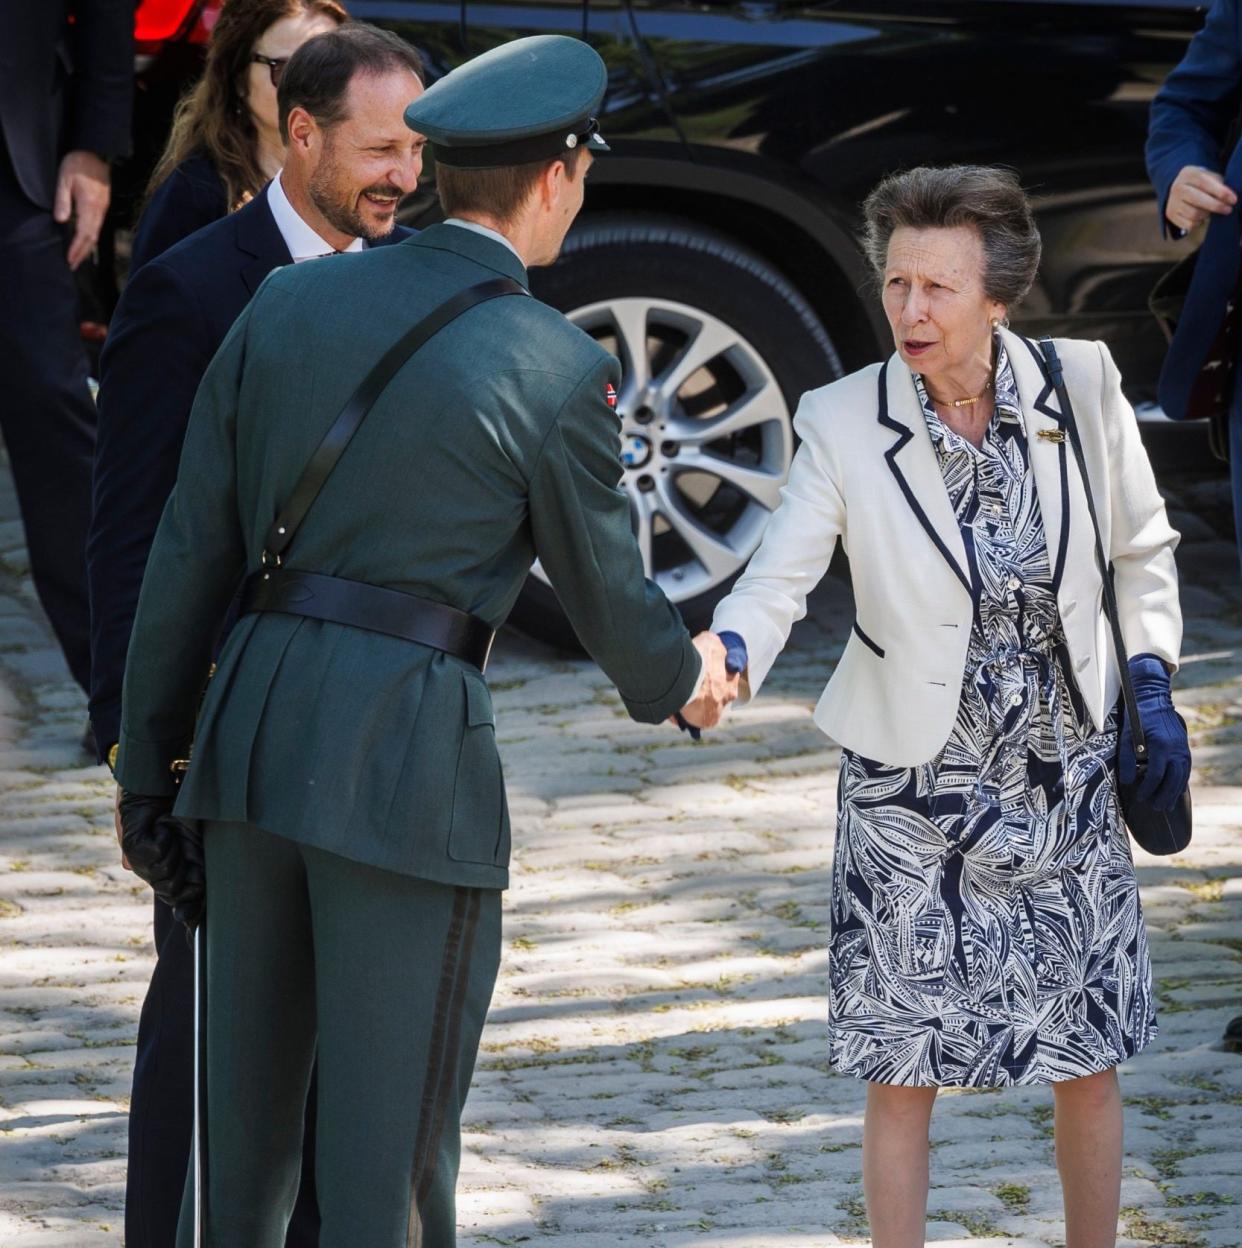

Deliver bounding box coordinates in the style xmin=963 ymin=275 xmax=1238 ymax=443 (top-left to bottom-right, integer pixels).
xmin=679 ymin=632 xmax=741 ymax=729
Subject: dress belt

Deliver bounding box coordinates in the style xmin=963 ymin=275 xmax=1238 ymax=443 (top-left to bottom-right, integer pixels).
xmin=240 ymin=568 xmax=495 ymax=672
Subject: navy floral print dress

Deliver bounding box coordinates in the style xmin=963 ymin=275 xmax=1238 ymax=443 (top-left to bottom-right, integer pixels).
xmin=826 ymin=342 xmax=1157 ymax=1087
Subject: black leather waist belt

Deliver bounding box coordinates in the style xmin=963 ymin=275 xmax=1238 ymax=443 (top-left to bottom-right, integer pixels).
xmin=240 ymin=569 xmax=495 ymax=672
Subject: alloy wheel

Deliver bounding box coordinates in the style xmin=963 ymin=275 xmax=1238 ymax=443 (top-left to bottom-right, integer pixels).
xmin=534 ymin=296 xmax=795 ymax=603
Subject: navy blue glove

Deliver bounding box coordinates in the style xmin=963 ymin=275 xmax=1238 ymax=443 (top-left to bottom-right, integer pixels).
xmin=719 ymin=631 xmax=749 ymax=678
xmin=673 ymin=631 xmax=749 ymax=738
xmin=1118 ymin=654 xmax=1190 ymax=812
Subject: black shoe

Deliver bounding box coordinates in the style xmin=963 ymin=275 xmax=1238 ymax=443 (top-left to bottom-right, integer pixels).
xmin=1224 ymin=1015 xmax=1242 ymax=1054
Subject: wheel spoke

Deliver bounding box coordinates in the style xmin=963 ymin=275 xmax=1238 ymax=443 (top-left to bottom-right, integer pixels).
xmin=654 ymin=317 xmax=738 ymax=404
xmin=665 ymin=378 xmax=785 ymax=445
xmin=609 ymin=301 xmax=652 ymax=397
xmin=676 ymin=449 xmax=786 ymax=511
xmin=655 ymin=480 xmax=739 ymax=580
xmin=630 ymin=491 xmax=655 ymax=578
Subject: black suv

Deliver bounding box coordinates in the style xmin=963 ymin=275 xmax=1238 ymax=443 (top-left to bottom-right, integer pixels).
xmin=124 ymin=0 xmax=1209 ymax=638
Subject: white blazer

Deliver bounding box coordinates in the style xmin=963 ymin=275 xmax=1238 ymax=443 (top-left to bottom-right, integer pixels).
xmin=711 ymin=329 xmax=1182 ymax=767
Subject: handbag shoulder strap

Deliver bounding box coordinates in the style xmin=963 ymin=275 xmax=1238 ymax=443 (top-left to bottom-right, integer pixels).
xmin=260 ymin=275 xmax=528 ymax=567
xmin=1033 ymin=337 xmax=1149 ymax=766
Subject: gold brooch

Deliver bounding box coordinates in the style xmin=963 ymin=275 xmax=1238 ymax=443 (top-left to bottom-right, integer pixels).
xmin=1037 ymin=428 xmax=1066 ymax=443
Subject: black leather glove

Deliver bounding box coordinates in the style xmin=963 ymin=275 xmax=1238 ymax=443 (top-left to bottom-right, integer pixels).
xmin=1119 ymin=654 xmax=1191 ymax=812
xmin=170 ymin=819 xmax=206 ymax=931
xmin=119 ymin=791 xmax=205 ymax=930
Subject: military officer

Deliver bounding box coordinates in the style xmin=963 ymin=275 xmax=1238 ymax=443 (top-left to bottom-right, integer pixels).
xmin=114 ymin=34 xmax=736 ymax=1248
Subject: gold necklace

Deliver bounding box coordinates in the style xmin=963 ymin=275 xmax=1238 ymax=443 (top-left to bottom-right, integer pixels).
xmin=929 ymin=378 xmax=993 ymax=408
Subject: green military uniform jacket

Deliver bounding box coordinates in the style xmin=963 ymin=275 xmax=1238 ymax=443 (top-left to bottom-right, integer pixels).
xmin=114 ymin=224 xmax=700 ymax=889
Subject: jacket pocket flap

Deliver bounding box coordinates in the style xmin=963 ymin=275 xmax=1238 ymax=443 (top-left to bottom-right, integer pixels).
xmin=464 ymin=674 xmax=494 ymax=727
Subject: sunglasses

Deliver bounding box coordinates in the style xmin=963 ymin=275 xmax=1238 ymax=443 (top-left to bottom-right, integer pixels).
xmin=252 ymin=53 xmax=290 ymax=87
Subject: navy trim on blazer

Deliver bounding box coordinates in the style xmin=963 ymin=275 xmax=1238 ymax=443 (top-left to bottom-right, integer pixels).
xmin=852 ymin=622 xmax=885 ymax=658
xmin=1015 ymin=335 xmax=1072 ymax=594
xmin=876 ymin=360 xmax=973 ymax=594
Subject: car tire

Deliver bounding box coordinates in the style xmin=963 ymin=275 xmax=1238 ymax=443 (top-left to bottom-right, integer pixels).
xmin=509 ymin=213 xmax=844 ymax=651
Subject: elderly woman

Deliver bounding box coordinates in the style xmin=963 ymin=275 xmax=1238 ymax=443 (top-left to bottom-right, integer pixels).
xmin=709 ymin=165 xmax=1191 ymax=1248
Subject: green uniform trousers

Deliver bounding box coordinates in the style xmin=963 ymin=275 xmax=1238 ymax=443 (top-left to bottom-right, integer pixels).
xmin=176 ymin=822 xmax=501 ymax=1248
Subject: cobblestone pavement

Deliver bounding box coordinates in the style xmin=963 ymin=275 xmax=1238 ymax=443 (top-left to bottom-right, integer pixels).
xmin=1 ymin=458 xmax=1241 ymax=1248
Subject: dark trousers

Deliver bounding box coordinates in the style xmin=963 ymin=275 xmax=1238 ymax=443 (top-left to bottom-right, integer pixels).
xmin=0 ymin=148 xmax=92 ymax=692
xmin=179 ymin=822 xmax=500 ymax=1248
xmin=128 ymin=895 xmax=322 ymax=1248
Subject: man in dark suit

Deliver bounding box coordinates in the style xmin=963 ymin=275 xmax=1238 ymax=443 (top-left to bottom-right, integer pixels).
xmin=0 ymin=2 xmax=131 ymax=702
xmin=1146 ymin=0 xmax=1242 ymax=1058
xmin=1148 ymin=0 xmax=1242 ymax=546
xmin=89 ymin=26 xmax=425 ymax=1247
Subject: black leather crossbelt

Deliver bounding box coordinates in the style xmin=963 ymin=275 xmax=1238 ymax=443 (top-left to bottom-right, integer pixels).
xmin=239 ymin=278 xmax=527 ymax=675
xmin=241 ymin=569 xmax=496 ymax=672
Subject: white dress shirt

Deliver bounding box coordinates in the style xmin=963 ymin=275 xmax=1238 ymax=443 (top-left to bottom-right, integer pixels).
xmin=268 ymin=172 xmax=365 ymax=262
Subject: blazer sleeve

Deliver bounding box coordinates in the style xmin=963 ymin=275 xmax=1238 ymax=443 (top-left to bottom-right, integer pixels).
xmin=88 ymin=258 xmax=214 ymax=756
xmin=1147 ymin=0 xmax=1242 ymax=236
xmin=710 ymin=391 xmax=845 ymax=699
xmin=68 ymin=0 xmax=133 ymax=160
xmin=1097 ymin=341 xmax=1183 ymax=671
xmin=130 ymin=161 xmax=229 ymax=271
xmin=527 ymin=354 xmax=701 ymax=723
xmin=113 ymin=299 xmax=254 ymax=796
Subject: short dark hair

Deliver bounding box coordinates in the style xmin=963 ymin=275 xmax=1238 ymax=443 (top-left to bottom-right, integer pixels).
xmin=277 ymin=24 xmax=424 ymax=143
xmin=436 ymin=147 xmax=585 ymax=228
xmin=861 ymin=165 xmax=1042 ymax=309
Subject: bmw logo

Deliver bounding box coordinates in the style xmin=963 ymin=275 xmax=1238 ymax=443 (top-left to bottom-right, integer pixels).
xmin=621 ymin=434 xmax=652 ymax=469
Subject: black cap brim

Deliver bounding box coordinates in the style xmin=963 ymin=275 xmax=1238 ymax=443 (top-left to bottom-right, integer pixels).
xmin=432 ymin=119 xmax=608 ymax=169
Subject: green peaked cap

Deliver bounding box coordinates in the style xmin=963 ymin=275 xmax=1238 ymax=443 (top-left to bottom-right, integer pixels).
xmin=403 ymin=35 xmax=610 ymax=169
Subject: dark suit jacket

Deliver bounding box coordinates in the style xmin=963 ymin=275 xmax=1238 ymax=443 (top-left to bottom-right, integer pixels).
xmin=89 ymin=186 xmax=411 ymax=752
xmin=131 ymin=150 xmax=230 ymax=273
xmin=1147 ymin=0 xmax=1242 ymax=422
xmin=0 ymin=1 xmax=132 ymax=210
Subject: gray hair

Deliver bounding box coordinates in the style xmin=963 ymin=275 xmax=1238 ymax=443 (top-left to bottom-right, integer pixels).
xmin=861 ymin=165 xmax=1041 ymax=309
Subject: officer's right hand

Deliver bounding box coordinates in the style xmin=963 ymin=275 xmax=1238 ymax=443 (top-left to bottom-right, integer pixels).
xmin=1167 ymin=165 xmax=1237 ymax=234
xmin=679 ymin=632 xmax=741 ymax=730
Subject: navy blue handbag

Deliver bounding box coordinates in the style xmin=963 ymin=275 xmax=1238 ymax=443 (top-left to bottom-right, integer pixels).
xmin=1038 ymin=339 xmax=1192 ymax=856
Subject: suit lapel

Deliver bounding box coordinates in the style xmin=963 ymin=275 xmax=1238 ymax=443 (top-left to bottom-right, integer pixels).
xmin=877 ymin=356 xmax=972 ymax=594
xmin=1007 ymin=330 xmax=1071 ymax=593
xmin=235 ymin=186 xmax=293 ymax=296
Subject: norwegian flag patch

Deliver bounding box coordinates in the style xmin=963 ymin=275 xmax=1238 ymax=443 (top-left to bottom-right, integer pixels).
xmin=604 ymin=383 xmax=617 ymax=408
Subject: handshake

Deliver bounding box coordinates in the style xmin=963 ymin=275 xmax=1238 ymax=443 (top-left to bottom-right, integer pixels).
xmin=673 ymin=630 xmax=748 ymax=737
